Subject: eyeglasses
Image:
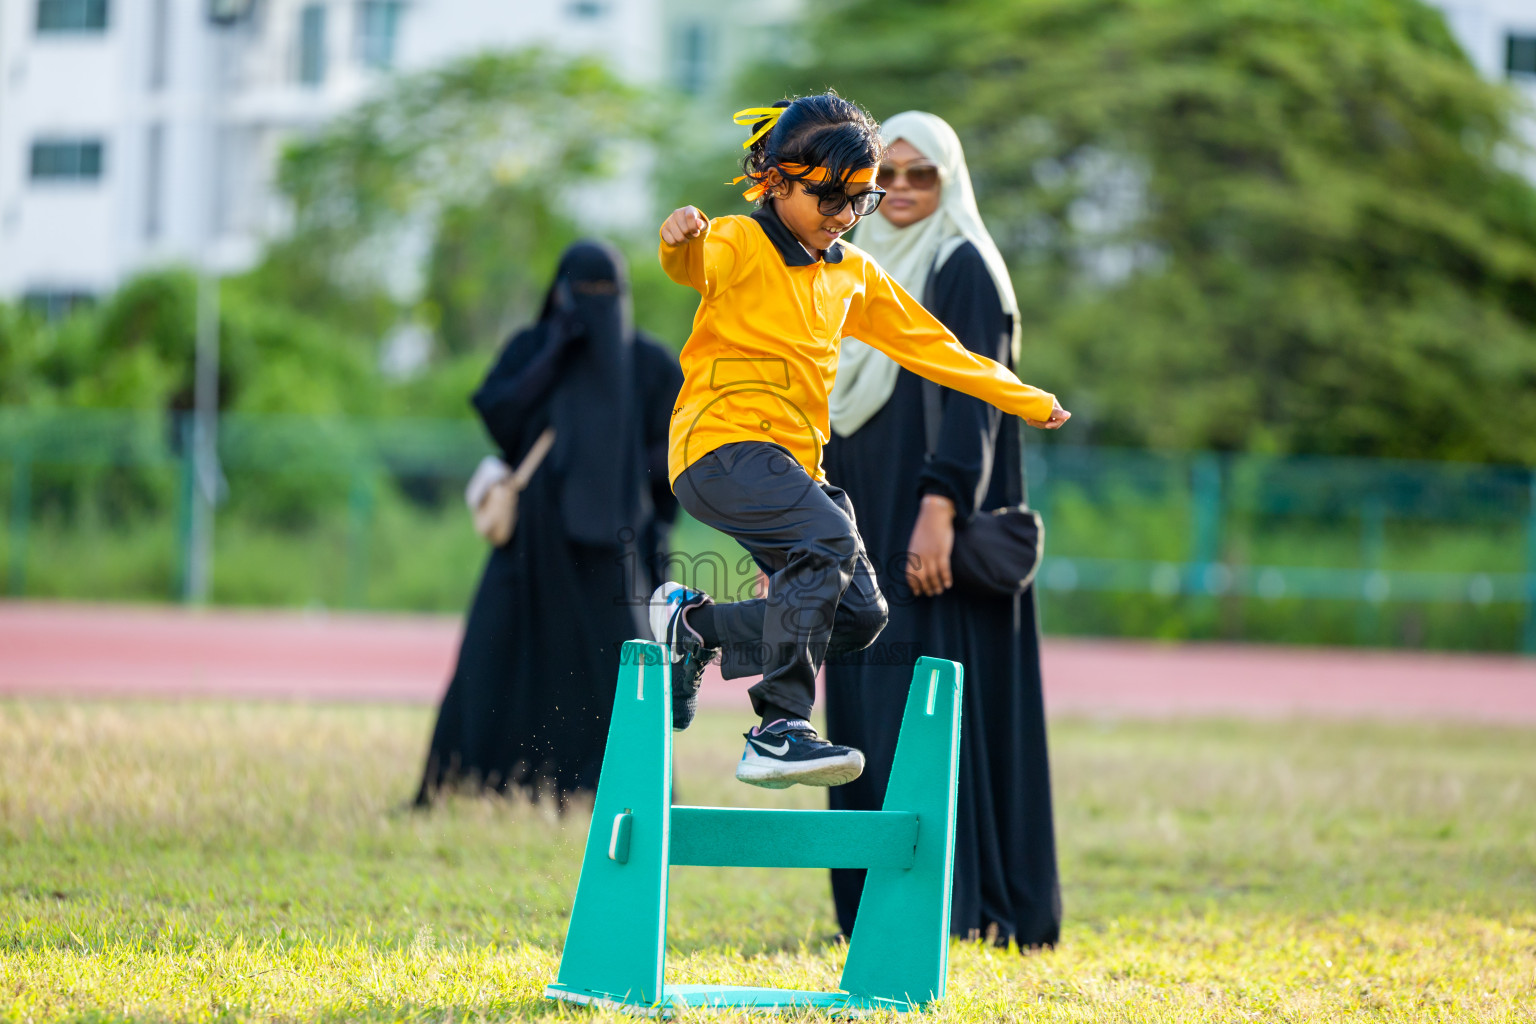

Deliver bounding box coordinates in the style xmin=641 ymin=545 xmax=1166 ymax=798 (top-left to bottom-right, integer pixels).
xmin=817 ymin=187 xmax=886 ymax=217
xmin=876 ymin=163 xmax=940 ymax=191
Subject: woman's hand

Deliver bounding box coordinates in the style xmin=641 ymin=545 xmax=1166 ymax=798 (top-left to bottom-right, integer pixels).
xmin=905 ymin=494 xmax=957 ymax=597
xmin=1026 ymin=398 xmax=1071 ymax=430
xmin=661 ymin=206 xmax=708 ymax=245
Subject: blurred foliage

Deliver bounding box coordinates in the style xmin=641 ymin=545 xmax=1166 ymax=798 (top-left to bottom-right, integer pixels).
xmin=424 ymin=184 xmax=577 ymax=357
xmin=253 ymin=48 xmax=652 ymax=358
xmin=10 ymin=7 xmax=1536 ymax=468
xmin=0 ymin=272 xmax=383 ymax=526
xmin=763 ymin=0 xmax=1536 ymax=464
xmin=0 ymin=270 xmax=379 ymax=418
xmin=1 ymin=49 xmax=698 ymax=430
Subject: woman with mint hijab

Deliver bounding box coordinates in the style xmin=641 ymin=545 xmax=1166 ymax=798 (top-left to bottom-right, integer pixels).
xmin=824 ymin=111 xmax=1061 ymax=948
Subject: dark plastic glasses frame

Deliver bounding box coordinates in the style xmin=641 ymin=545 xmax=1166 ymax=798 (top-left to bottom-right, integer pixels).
xmin=817 ymin=187 xmax=886 ymax=217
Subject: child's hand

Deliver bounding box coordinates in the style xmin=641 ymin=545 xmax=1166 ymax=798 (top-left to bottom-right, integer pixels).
xmin=1027 ymin=399 xmax=1071 ymax=430
xmin=661 ymin=206 xmax=708 ymax=245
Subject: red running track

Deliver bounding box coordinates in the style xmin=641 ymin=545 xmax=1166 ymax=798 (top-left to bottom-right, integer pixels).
xmin=1 ymin=601 xmax=1532 ymax=722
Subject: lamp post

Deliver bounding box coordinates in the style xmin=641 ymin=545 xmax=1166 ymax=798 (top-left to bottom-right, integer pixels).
xmin=185 ymin=0 xmax=256 ymax=604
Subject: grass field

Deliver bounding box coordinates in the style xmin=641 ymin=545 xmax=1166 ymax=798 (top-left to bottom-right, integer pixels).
xmin=2 ymin=701 xmax=1534 ymax=1022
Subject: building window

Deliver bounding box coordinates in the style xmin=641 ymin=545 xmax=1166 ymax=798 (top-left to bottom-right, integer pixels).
xmin=1508 ymin=33 xmax=1536 ymax=77
xmin=30 ymin=140 xmax=104 ymax=181
xmin=147 ymin=0 xmax=169 ymax=88
xmin=675 ymin=21 xmax=712 ymax=96
xmin=22 ymin=290 xmax=95 ymax=321
xmin=566 ymin=1 xmax=606 ymax=20
xmin=36 ymin=0 xmax=108 ymax=32
xmin=355 ymin=1 xmax=401 ymax=70
xmin=144 ymin=124 xmax=164 ymax=240
xmin=208 ymin=0 xmax=256 ymax=25
xmin=298 ymin=4 xmax=327 ymax=87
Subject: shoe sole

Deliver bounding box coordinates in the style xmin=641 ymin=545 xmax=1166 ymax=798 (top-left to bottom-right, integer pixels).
xmin=736 ymin=750 xmax=865 ymax=789
xmin=671 ymin=656 xmax=702 ymax=733
xmin=648 ymin=583 xmax=684 ymax=661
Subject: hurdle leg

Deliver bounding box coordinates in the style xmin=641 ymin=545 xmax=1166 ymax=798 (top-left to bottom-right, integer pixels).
xmin=546 ymin=640 xmax=674 ymax=1010
xmin=839 ymin=656 xmax=963 ymax=1008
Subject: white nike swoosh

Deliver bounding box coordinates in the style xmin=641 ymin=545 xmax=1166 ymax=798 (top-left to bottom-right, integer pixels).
xmin=751 ymin=737 xmax=790 ymax=756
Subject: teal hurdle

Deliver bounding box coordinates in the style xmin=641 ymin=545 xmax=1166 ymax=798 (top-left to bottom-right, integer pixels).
xmin=545 ymin=639 xmax=964 ymax=1015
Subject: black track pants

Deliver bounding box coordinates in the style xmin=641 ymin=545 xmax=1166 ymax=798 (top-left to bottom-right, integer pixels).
xmin=672 ymin=441 xmax=889 ymax=720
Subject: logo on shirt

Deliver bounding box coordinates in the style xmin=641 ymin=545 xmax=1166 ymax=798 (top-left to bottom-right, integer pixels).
xmin=678 ymin=356 xmax=822 ymax=523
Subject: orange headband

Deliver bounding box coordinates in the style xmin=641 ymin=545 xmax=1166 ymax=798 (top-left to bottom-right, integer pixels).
xmin=729 ymin=107 xmax=877 ymax=202
xmin=729 ymin=164 xmax=878 ymax=203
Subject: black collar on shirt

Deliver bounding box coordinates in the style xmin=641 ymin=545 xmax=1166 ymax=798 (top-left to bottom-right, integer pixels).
xmin=750 ymin=203 xmax=845 ymax=266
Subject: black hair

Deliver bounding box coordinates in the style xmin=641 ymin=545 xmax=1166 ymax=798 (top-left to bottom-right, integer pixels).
xmin=741 ymin=92 xmax=884 ymax=206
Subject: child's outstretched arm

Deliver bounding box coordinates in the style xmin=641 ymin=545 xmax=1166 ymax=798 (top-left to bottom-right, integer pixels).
xmin=849 ymin=263 xmax=1070 ymax=429
xmin=658 ymin=206 xmax=740 ymax=298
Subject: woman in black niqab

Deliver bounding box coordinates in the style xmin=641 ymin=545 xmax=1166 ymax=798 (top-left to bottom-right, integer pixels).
xmin=415 ymin=241 xmax=683 ymax=806
xmin=546 ymin=242 xmax=637 ymax=545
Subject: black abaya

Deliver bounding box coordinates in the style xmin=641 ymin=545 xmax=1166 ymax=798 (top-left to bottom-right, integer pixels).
xmin=416 ymin=246 xmax=682 ymax=805
xmin=823 ymin=241 xmax=1062 ymax=947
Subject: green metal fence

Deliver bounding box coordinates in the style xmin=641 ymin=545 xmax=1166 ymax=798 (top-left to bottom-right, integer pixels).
xmin=2 ymin=407 xmax=1532 ymax=652
xmin=1024 ymin=445 xmax=1535 ymax=651
xmin=0 ymin=408 xmax=491 ymax=610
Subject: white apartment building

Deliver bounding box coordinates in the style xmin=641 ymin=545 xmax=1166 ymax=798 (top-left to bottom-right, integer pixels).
xmin=0 ymin=0 xmax=668 ymax=312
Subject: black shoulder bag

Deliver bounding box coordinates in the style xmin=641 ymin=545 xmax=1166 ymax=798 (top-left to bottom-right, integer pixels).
xmin=920 ymin=255 xmax=1045 ymax=598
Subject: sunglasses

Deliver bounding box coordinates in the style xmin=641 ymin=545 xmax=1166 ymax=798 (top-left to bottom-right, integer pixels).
xmin=816 ymin=187 xmax=886 ymax=217
xmin=876 ymin=163 xmax=940 ymax=191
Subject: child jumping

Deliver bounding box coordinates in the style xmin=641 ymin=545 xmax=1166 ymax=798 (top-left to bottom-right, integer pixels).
xmin=651 ymin=93 xmax=1069 ymax=789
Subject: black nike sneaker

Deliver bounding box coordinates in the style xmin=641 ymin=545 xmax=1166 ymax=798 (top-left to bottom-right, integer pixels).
xmin=647 ymin=582 xmax=718 ymax=731
xmin=736 ymin=719 xmax=865 ymax=789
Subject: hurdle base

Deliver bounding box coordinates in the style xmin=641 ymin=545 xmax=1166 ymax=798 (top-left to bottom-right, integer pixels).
xmin=545 ymin=982 xmax=919 ymax=1016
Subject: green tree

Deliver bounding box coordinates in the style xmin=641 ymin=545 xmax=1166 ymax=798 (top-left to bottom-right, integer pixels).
xmin=0 ymin=304 xmax=56 ymax=407
xmin=2 ymin=270 xmax=379 ymax=416
xmin=258 ymin=49 xmax=650 ymax=356
xmin=769 ymin=0 xmax=1536 ymax=463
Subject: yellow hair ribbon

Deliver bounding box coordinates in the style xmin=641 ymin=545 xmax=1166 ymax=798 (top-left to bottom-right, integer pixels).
xmin=733 ymin=106 xmax=786 ymax=149
xmin=728 ymin=164 xmax=877 ymax=202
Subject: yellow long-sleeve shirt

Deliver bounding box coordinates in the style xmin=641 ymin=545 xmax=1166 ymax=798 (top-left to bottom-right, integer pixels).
xmin=659 ymin=203 xmax=1056 ymax=484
